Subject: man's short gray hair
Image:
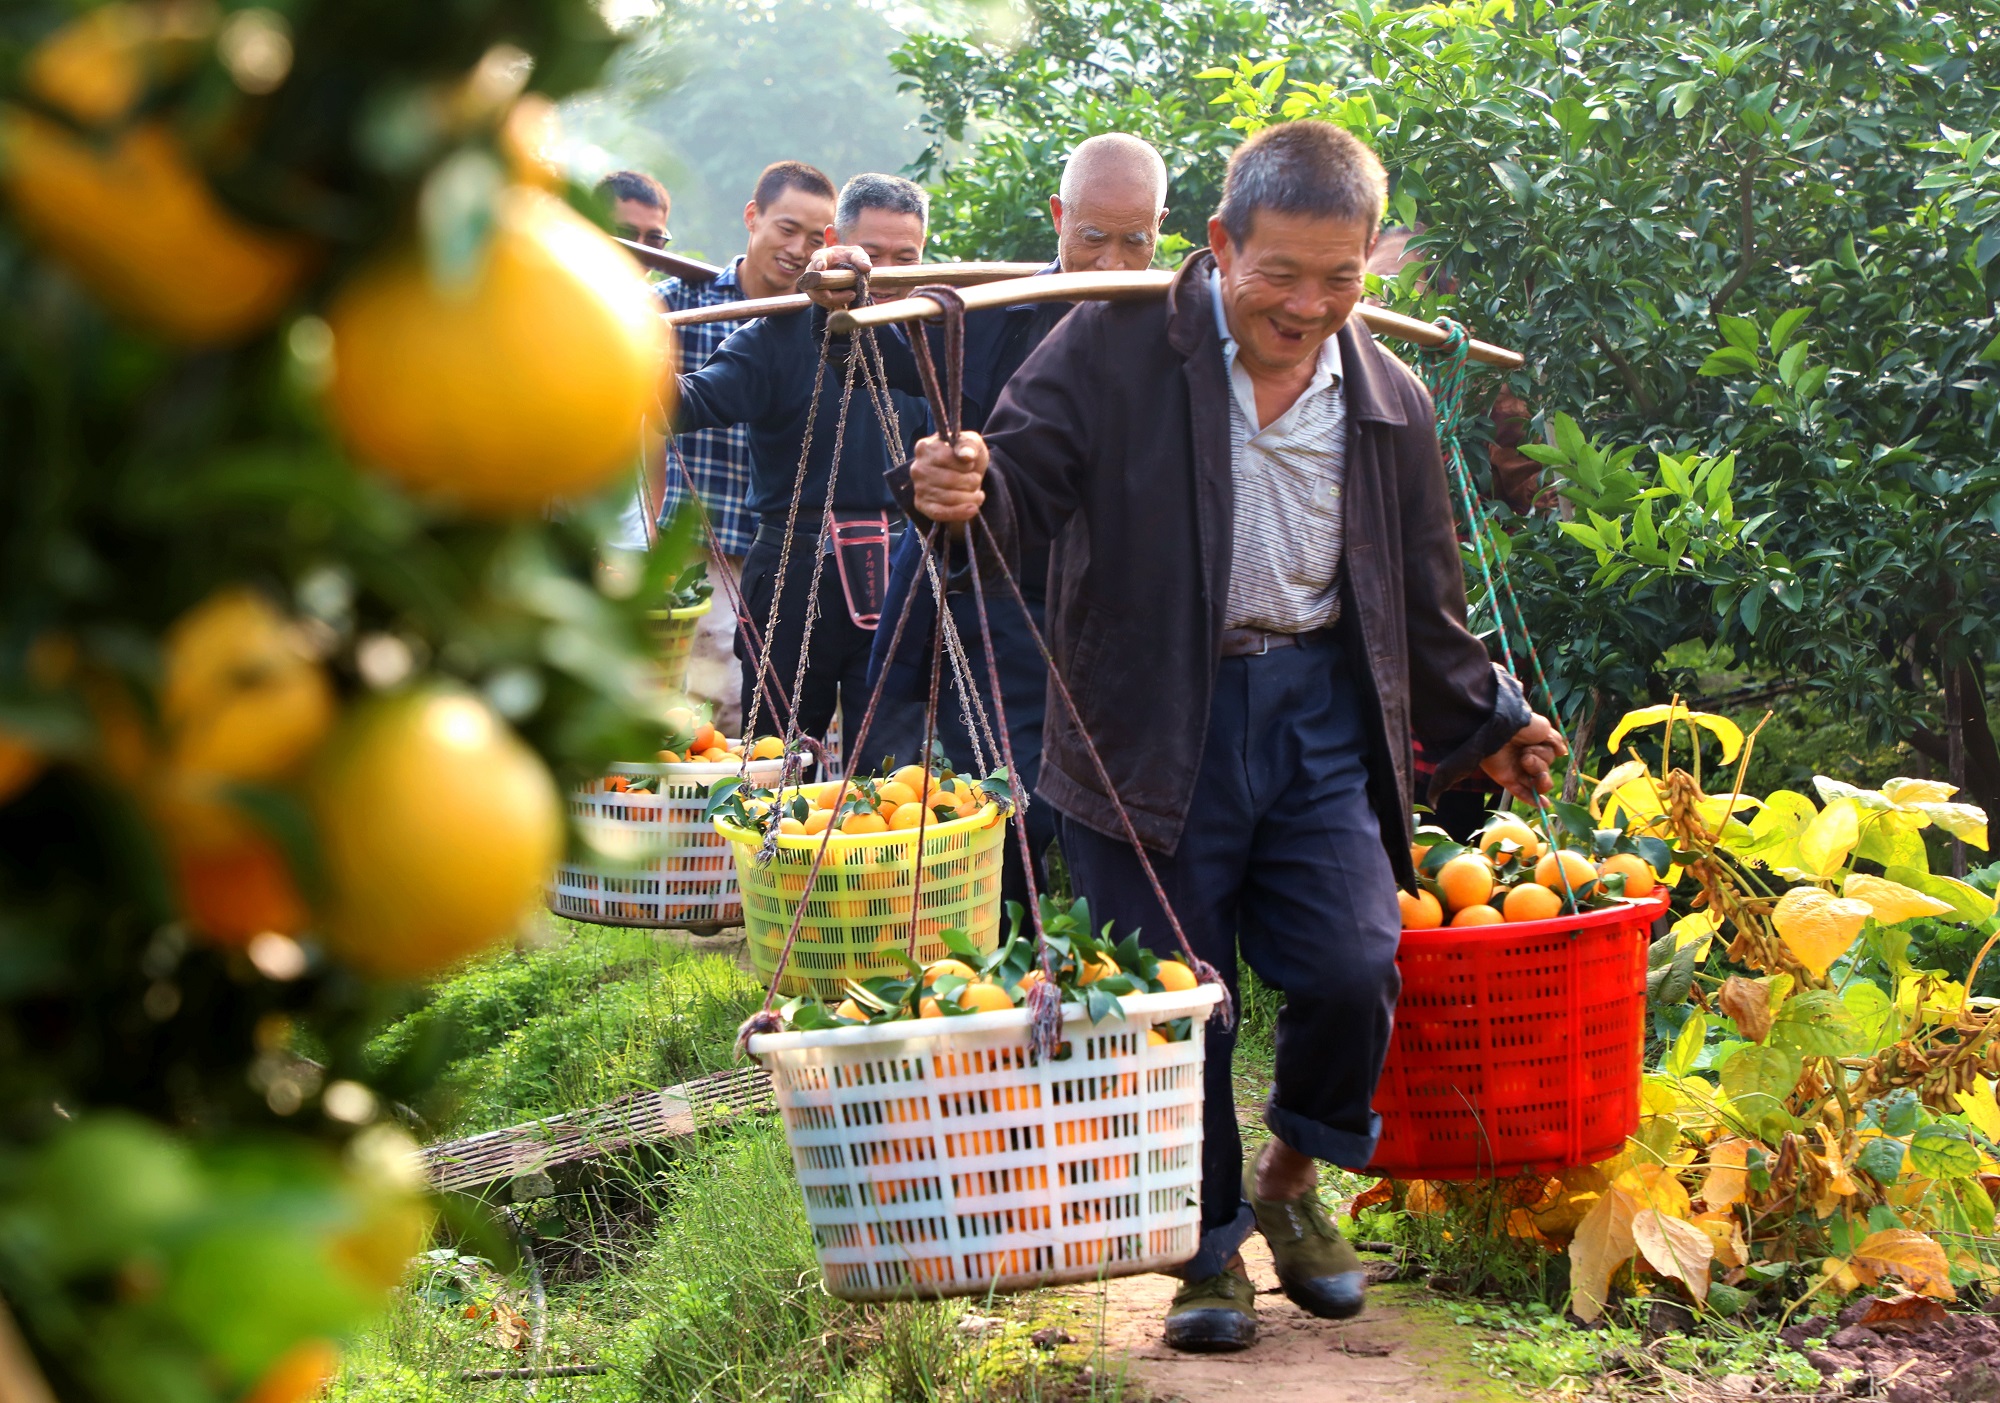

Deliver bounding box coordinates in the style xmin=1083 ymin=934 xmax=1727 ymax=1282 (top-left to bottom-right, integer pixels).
xmin=1058 ymin=132 xmax=1169 ymax=208
xmin=835 ymin=173 xmax=929 ymax=235
xmin=1216 ymin=121 xmax=1387 ymax=246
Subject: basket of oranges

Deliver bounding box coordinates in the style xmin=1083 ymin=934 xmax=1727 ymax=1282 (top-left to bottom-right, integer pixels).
xmin=747 ymin=902 xmax=1222 ymax=1300
xmin=550 ymin=715 xmax=791 ymax=929
xmin=1371 ymin=811 xmax=1672 ymax=1180
xmin=711 ymin=762 xmax=1010 ymax=999
xmin=646 ymin=564 xmax=716 ymax=694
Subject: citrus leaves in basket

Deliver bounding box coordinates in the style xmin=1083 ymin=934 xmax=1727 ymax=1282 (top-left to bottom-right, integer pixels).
xmin=665 ymin=560 xmax=714 ymax=612
xmin=776 ymin=895 xmax=1201 ymax=1039
xmin=707 ymin=756 xmax=1010 ymax=841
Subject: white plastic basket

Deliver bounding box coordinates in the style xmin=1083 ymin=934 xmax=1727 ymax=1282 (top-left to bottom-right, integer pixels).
xmin=551 ymin=753 xmax=790 ymax=928
xmin=748 ymin=985 xmax=1221 ymax=1300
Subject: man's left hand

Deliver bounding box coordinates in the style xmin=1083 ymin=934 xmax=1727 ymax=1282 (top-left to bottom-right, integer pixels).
xmin=1479 ymin=714 xmax=1568 ymax=801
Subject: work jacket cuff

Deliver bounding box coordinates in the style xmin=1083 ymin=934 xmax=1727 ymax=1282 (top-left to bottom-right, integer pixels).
xmin=1423 ymin=665 xmax=1532 ymax=804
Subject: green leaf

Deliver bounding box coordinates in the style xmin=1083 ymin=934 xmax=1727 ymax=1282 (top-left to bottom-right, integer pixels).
xmin=1718 ymin=315 xmax=1760 ymax=354
xmin=1665 ymin=1011 xmax=1709 ymax=1077
xmin=1855 ymin=1135 xmax=1906 ymax=1184
xmin=1842 ymin=981 xmax=1900 ymax=1053
xmin=1884 ymin=866 xmax=1996 ymax=924
xmin=1769 ymin=308 xmax=1811 ymax=354
xmin=1775 ymin=341 xmax=1808 ymax=388
xmin=1719 ymin=1043 xmax=1802 ymax=1127
xmin=1698 ymin=346 xmax=1760 ymax=377
xmin=1908 ymin=1124 xmax=1980 ymax=1180
xmin=1488 ymin=159 xmax=1535 ymax=206
xmin=1769 ymin=989 xmax=1861 ymax=1057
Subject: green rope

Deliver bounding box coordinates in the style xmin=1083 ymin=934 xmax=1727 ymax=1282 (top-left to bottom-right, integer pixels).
xmin=1416 ymin=319 xmax=1567 ymax=737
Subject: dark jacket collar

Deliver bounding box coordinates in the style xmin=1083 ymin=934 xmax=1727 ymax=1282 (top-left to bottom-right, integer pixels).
xmin=1165 ymin=248 xmax=1408 ymax=427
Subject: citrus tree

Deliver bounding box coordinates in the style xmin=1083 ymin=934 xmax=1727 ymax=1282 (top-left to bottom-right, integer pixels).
xmin=0 ymin=2 xmax=684 ymax=1397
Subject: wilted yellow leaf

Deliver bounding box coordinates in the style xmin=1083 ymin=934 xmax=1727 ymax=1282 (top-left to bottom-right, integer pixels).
xmin=1630 ymin=1207 xmax=1714 ymax=1301
xmin=1591 ymin=758 xmax=1654 ymax=820
xmin=1773 ymin=886 xmax=1871 ymax=978
xmin=1614 ymin=1163 xmax=1692 ymax=1219
xmin=1403 ymin=1179 xmax=1447 ymax=1216
xmin=1842 ymin=873 xmax=1954 ymax=925
xmin=1897 ymin=973 xmax=1968 ymax=1023
xmin=1798 ymin=798 xmax=1862 ymax=880
xmin=1882 ymin=777 xmax=1958 ymax=806
xmin=1910 ymin=801 xmax=1988 ymax=850
xmin=1955 ymin=1079 xmax=2000 ymax=1143
xmin=1690 ymin=1210 xmax=1748 ymax=1268
xmin=1672 ymin=909 xmax=1721 ymax=961
xmin=1694 ymin=793 xmax=1764 ymax=834
xmin=1568 ymin=1183 xmax=1640 ymax=1322
xmin=1717 ymin=976 xmax=1774 ymax=1043
xmin=1700 ymin=1138 xmax=1750 ymax=1211
xmin=1607 ymin=705 xmax=1745 ymax=764
xmin=1853 ymin=1229 xmax=1957 ymax=1300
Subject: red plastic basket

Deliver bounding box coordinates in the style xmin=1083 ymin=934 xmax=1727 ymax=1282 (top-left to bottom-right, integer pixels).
xmin=1367 ymin=895 xmax=1669 ymax=1181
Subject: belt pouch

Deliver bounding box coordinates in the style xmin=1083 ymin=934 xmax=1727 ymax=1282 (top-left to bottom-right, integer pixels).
xmin=829 ymin=511 xmax=891 ymax=630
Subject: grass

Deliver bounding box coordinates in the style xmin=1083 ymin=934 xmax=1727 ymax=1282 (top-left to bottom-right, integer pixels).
xmin=333 ymin=921 xmax=1150 ymax=1403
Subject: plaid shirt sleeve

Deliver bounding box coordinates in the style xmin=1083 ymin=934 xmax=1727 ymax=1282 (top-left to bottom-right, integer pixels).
xmin=657 ymin=267 xmax=757 ymax=557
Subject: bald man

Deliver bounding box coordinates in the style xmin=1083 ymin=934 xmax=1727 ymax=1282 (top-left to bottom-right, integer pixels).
xmin=803 ymin=133 xmax=1170 ymax=907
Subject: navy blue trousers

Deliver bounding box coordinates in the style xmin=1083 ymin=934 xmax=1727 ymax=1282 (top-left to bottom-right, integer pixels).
xmin=1058 ymin=634 xmax=1402 ymax=1281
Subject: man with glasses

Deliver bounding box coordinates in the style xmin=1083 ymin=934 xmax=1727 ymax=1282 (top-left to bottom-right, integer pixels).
xmin=599 ymin=169 xmax=673 ymax=248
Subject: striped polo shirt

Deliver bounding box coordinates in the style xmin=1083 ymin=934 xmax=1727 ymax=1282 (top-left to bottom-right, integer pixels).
xmin=1211 ymin=269 xmax=1349 ymax=635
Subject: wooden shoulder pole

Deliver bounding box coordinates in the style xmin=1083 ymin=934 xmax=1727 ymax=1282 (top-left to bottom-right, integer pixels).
xmin=827 ymin=270 xmax=1525 ymax=371
xmin=660 ymin=264 xmax=1071 ymax=329
xmin=617 ymin=238 xmax=726 ymax=282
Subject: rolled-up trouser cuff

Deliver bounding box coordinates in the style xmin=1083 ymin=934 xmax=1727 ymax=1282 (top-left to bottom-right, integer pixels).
xmin=1266 ymin=1103 xmax=1382 ymax=1173
xmin=1168 ymin=1202 xmax=1257 ymax=1282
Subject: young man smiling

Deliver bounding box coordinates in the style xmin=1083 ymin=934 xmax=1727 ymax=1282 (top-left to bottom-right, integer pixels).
xmin=656 ymin=161 xmax=837 ymax=727
xmin=900 ymin=121 xmax=1564 ymax=1352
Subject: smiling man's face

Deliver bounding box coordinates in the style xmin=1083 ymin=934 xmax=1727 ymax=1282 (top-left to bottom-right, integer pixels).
xmin=1209 ymin=209 xmax=1376 ymax=380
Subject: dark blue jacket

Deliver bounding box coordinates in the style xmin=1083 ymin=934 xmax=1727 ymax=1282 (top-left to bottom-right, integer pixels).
xmin=676 ymin=306 xmax=926 ymax=531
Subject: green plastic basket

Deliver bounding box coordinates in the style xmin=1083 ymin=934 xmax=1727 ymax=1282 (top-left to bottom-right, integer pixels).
xmin=646 ymin=597 xmax=712 ymax=693
xmin=716 ymin=781 xmax=1008 ymax=999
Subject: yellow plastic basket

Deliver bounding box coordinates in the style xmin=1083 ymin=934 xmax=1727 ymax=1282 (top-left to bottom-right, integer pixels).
xmin=646 ymin=597 xmax=712 ymax=693
xmin=716 ymin=781 xmax=1008 ymax=999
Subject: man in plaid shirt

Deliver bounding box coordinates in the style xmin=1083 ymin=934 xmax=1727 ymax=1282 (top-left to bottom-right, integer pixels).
xmin=656 ymin=160 xmax=836 ymax=728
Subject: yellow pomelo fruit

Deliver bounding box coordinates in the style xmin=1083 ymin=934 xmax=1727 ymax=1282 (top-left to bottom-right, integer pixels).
xmin=312 ymin=690 xmax=560 ymax=979
xmin=326 ymin=188 xmax=673 ymax=514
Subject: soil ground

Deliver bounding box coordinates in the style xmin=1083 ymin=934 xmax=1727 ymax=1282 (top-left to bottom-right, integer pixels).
xmin=1055 ymin=1236 xmax=1510 ymax=1403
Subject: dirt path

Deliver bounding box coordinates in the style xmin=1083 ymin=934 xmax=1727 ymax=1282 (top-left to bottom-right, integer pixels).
xmin=1050 ymin=1236 xmax=1509 ymax=1403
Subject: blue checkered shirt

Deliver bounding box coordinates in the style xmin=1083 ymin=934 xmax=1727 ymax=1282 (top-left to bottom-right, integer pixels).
xmin=657 ymin=257 xmax=756 ymax=556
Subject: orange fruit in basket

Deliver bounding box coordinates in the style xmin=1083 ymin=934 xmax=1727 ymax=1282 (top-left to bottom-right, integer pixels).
xmin=889 ymin=802 xmax=930 ymax=830
xmin=325 ymin=187 xmax=671 ymax=514
xmin=958 ymin=982 xmax=1014 ymax=1013
xmin=841 ymin=811 xmax=888 ymax=835
xmin=890 ymin=764 xmax=929 ymax=792
xmin=1154 ymin=959 xmax=1199 ymax=992
xmin=876 ymin=780 xmax=919 ymax=810
xmin=1398 ymin=889 xmax=1444 ymax=930
xmin=1435 ymin=853 xmax=1495 ymax=913
xmin=1018 ymin=968 xmax=1046 ymax=991
xmin=1079 ymin=954 xmax=1120 ymax=984
xmin=1534 ymin=849 xmax=1597 ymax=893
xmin=1478 ymin=816 xmax=1542 ymax=864
xmin=1449 ymin=903 xmax=1503 ymax=927
xmin=690 ymin=722 xmax=718 ymax=754
xmin=778 ymin=816 xmax=806 ymax=834
xmin=1147 ymin=1029 xmax=1170 ymax=1046
xmin=812 ymin=785 xmax=842 ymax=811
xmin=834 ymin=998 xmax=868 ymax=1022
xmin=1502 ymin=882 xmax=1563 ymax=922
xmin=1597 ymin=852 xmax=1657 ymax=899
xmin=750 ymin=736 xmax=785 ymax=761
xmin=924 ymin=958 xmax=977 ymax=986
xmin=311 ymin=690 xmax=561 ymax=979
xmin=920 ymin=997 xmax=944 ymax=1018
xmin=701 ymin=747 xmax=729 ymax=763
xmin=802 ymin=809 xmax=833 ymax=835
xmin=657 ymin=749 xmax=683 ymax=763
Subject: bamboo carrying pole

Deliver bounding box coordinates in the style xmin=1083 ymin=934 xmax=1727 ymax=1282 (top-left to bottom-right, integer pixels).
xmin=827 ymin=269 xmax=1526 ymax=370
xmin=615 ymin=237 xmax=726 ymax=283
xmin=660 ymin=262 xmax=1058 ymax=328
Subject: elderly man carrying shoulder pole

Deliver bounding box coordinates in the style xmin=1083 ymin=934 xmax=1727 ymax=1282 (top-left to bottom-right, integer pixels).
xmin=900 ymin=120 xmax=1565 ymax=1353
xmin=804 ymin=132 xmax=1170 ymax=903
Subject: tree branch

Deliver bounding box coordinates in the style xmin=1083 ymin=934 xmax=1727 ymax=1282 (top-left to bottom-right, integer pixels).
xmin=1708 ymin=155 xmax=1763 ymax=316
xmin=1589 ymin=328 xmax=1656 ymax=415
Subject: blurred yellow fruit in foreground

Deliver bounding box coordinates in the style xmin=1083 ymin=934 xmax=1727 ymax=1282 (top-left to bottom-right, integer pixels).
xmin=163 ymin=588 xmax=335 ymax=784
xmin=312 ymin=690 xmax=560 ymax=978
xmin=240 ymin=1339 xmax=341 ymax=1403
xmin=0 ymin=733 xmax=43 ymax=806
xmin=326 ymin=188 xmax=674 ymax=514
xmin=0 ymin=7 xmax=310 ymax=343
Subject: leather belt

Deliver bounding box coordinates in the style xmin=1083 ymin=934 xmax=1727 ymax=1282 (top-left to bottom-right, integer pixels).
xmin=1219 ymin=626 xmax=1336 ymax=658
